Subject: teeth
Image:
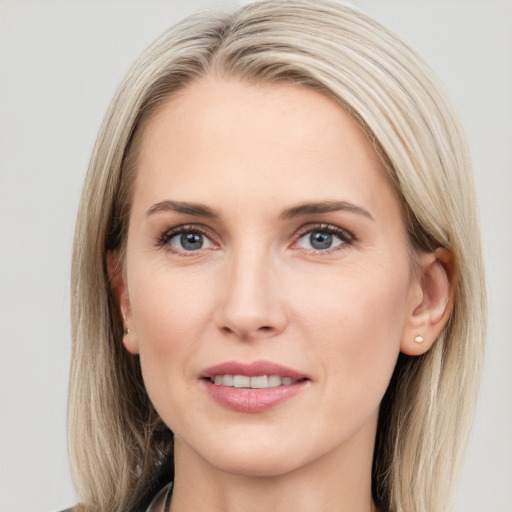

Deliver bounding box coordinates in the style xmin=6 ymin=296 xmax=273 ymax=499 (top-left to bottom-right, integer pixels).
xmin=233 ymin=375 xmax=250 ymax=388
xmin=250 ymin=375 xmax=268 ymax=389
xmin=268 ymin=375 xmax=282 ymax=387
xmin=212 ymin=375 xmax=299 ymax=388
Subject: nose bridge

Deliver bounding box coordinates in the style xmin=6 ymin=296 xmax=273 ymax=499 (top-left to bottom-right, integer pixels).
xmin=215 ymin=239 xmax=286 ymax=339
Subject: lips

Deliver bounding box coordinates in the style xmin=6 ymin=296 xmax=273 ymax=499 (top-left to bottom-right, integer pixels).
xmin=201 ymin=360 xmax=309 ymax=380
xmin=200 ymin=360 xmax=310 ymax=413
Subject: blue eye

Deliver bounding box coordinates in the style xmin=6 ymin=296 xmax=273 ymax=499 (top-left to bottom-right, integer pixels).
xmin=172 ymin=232 xmax=203 ymax=250
xmin=162 ymin=228 xmax=214 ymax=252
xmin=296 ymin=227 xmax=350 ymax=251
xmin=309 ymin=232 xmax=335 ymax=250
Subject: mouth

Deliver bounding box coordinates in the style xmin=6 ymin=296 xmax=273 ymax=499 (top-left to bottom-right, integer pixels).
xmin=200 ymin=360 xmax=310 ymax=413
xmin=207 ymin=374 xmax=304 ymax=388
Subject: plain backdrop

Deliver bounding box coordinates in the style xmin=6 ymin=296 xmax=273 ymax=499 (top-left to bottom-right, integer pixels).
xmin=0 ymin=1 xmax=510 ymax=511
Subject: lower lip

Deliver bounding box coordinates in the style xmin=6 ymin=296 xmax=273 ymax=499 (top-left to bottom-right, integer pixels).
xmin=202 ymin=379 xmax=309 ymax=413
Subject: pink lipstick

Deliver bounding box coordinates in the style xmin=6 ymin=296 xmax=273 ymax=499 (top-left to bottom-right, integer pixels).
xmin=200 ymin=360 xmax=310 ymax=413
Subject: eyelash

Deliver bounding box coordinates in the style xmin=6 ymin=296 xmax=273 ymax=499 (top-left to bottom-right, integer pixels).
xmin=294 ymin=223 xmax=354 ymax=253
xmin=155 ymin=223 xmax=355 ymax=255
xmin=155 ymin=224 xmax=217 ymax=255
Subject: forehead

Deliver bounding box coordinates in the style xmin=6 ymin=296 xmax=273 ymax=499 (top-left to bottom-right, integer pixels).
xmin=133 ymin=77 xmax=399 ymax=221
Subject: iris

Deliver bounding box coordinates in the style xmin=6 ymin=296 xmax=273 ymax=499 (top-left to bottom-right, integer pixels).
xmin=180 ymin=232 xmax=203 ymax=250
xmin=309 ymin=231 xmax=333 ymax=250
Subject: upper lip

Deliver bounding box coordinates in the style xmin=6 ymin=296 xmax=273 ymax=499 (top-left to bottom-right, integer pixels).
xmin=200 ymin=360 xmax=310 ymax=380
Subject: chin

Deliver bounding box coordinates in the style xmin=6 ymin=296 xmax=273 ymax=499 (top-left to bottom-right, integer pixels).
xmin=177 ymin=429 xmax=312 ymax=478
xmin=210 ymin=449 xmax=307 ymax=478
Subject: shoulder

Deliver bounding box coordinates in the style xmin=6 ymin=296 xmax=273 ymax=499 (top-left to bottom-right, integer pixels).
xmin=57 ymin=460 xmax=174 ymax=512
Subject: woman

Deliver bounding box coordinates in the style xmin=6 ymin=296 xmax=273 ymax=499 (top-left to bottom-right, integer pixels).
xmin=68 ymin=1 xmax=486 ymax=511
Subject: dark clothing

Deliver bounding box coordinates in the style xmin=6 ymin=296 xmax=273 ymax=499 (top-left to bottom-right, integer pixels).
xmin=59 ymin=459 xmax=174 ymax=512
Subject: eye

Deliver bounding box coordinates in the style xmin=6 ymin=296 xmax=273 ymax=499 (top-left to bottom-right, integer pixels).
xmin=170 ymin=231 xmax=213 ymax=251
xmin=295 ymin=225 xmax=352 ymax=252
xmin=158 ymin=225 xmax=215 ymax=254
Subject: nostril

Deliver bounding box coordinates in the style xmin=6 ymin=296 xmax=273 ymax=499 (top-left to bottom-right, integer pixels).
xmin=219 ymin=324 xmax=274 ymax=338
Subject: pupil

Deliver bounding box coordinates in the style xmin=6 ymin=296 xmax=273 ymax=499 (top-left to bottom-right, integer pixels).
xmin=310 ymin=231 xmax=332 ymax=250
xmin=181 ymin=232 xmax=203 ymax=250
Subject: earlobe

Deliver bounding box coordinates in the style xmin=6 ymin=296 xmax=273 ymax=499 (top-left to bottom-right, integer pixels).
xmin=107 ymin=251 xmax=139 ymax=355
xmin=121 ymin=317 xmax=139 ymax=355
xmin=401 ymin=248 xmax=454 ymax=356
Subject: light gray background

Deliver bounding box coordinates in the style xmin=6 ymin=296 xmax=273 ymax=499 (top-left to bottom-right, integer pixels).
xmin=0 ymin=1 xmax=510 ymax=511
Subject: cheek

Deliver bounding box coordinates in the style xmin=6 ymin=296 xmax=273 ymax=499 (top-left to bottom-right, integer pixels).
xmin=127 ymin=263 xmax=216 ymax=364
xmin=289 ymin=261 xmax=411 ymax=390
xmin=292 ymin=257 xmax=410 ymax=331
xmin=126 ymin=265 xmax=219 ymax=428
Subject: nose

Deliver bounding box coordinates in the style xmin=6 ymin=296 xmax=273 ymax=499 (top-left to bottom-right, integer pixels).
xmin=213 ymin=248 xmax=288 ymax=341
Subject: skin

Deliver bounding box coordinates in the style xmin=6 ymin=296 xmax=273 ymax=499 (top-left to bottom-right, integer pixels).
xmin=113 ymin=77 xmax=452 ymax=512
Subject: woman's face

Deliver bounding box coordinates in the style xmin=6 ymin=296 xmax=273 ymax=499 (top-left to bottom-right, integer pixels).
xmin=119 ymin=78 xmax=424 ymax=477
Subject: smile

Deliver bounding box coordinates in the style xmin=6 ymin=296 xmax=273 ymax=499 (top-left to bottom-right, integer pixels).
xmin=211 ymin=375 xmax=300 ymax=388
xmin=200 ymin=361 xmax=310 ymax=413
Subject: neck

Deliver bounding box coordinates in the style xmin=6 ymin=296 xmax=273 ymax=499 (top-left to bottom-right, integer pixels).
xmin=169 ymin=415 xmax=378 ymax=512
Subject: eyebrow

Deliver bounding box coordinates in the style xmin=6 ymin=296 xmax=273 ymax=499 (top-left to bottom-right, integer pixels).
xmin=280 ymin=201 xmax=373 ymax=221
xmin=146 ymin=199 xmax=373 ymax=221
xmin=146 ymin=200 xmax=218 ymax=218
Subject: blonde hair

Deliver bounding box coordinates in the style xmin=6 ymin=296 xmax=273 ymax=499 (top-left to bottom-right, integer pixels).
xmin=69 ymin=1 xmax=486 ymax=511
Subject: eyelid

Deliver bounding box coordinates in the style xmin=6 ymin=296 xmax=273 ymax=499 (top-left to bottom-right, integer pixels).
xmin=295 ymin=222 xmax=353 ymax=239
xmin=292 ymin=223 xmax=354 ymax=252
xmin=155 ymin=223 xmax=219 ymax=255
xmin=154 ymin=222 xmax=354 ymax=255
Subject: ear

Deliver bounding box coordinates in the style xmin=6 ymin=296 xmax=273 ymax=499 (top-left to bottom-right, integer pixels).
xmin=107 ymin=251 xmax=139 ymax=354
xmin=400 ymin=248 xmax=454 ymax=356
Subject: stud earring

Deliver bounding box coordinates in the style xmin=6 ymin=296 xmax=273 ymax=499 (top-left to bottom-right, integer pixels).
xmin=124 ymin=327 xmax=130 ymax=336
xmin=414 ymin=335 xmax=425 ymax=344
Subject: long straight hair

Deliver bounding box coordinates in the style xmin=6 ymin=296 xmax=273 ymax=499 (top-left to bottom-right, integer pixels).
xmin=69 ymin=2 xmax=486 ymax=511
